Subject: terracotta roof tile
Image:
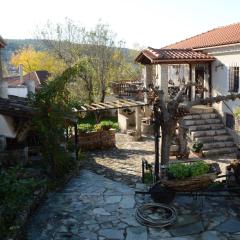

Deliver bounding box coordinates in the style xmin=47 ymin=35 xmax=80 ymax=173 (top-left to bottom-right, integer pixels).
xmin=164 ymin=23 xmax=240 ymax=49
xmin=135 ymin=47 xmax=215 ymax=64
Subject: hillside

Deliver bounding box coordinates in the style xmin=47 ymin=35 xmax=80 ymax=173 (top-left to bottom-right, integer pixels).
xmin=1 ymin=39 xmax=48 ymax=62
xmin=1 ymin=39 xmax=138 ymax=63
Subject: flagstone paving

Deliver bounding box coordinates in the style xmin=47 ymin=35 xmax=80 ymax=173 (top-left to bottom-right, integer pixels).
xmin=27 ymin=170 xmax=240 ymax=240
xmin=27 ymin=133 xmax=240 ymax=240
xmin=83 ymin=133 xmax=237 ymax=188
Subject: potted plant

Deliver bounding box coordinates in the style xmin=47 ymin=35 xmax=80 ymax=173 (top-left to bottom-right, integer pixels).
xmin=162 ymin=161 xmax=218 ymax=192
xmin=191 ymin=141 xmax=204 ymax=157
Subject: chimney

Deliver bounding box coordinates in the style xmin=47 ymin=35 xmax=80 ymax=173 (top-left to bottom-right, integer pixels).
xmin=19 ymin=64 xmax=23 ymax=84
xmin=26 ymin=79 xmax=35 ymax=94
xmin=0 ymin=49 xmax=8 ymax=99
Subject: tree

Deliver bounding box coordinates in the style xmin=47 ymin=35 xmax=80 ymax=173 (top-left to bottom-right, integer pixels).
xmin=32 ymin=59 xmax=94 ymax=178
xmin=149 ymin=83 xmax=240 ymax=180
xmin=11 ymin=46 xmax=66 ymax=75
xmin=37 ymin=19 xmax=141 ymax=102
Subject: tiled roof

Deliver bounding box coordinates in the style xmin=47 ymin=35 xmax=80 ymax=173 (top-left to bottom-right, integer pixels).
xmin=4 ymin=76 xmax=21 ymax=86
xmin=0 ymin=36 xmax=6 ymax=48
xmin=164 ymin=23 xmax=240 ymax=49
xmin=135 ymin=47 xmax=215 ymax=64
xmin=4 ymin=70 xmax=50 ymax=88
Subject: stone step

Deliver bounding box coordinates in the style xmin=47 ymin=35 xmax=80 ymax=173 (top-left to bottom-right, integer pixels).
xmin=203 ymin=147 xmax=237 ymax=157
xmin=183 ymin=113 xmax=218 ymax=120
xmin=188 ymin=123 xmax=225 ymax=132
xmin=184 ymin=118 xmax=221 ymax=126
xmin=191 ymin=129 xmax=227 ymax=138
xmin=202 ymin=141 xmax=235 ymax=150
xmin=190 ymin=106 xmax=215 ymax=114
xmin=194 ymin=134 xmax=234 ymax=143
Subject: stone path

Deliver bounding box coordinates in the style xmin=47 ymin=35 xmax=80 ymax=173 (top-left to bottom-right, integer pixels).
xmin=83 ymin=133 xmax=237 ymax=187
xmin=27 ymin=133 xmax=240 ymax=239
xmin=83 ymin=134 xmax=155 ymax=188
xmin=27 ymin=170 xmax=240 ymax=240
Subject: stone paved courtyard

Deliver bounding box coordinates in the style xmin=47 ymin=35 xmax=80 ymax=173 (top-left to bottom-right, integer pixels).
xmin=27 ymin=133 xmax=240 ymax=240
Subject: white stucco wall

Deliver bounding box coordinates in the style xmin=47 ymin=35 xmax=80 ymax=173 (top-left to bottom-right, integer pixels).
xmin=8 ymin=86 xmax=28 ymax=98
xmin=206 ymin=45 xmax=240 ymax=118
xmin=0 ymin=115 xmax=16 ymax=138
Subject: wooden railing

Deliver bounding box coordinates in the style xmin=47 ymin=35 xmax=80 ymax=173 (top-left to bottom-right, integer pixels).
xmin=111 ymin=81 xmax=143 ymax=100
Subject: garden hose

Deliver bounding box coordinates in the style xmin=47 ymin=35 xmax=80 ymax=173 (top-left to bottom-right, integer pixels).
xmin=135 ymin=203 xmax=177 ymax=228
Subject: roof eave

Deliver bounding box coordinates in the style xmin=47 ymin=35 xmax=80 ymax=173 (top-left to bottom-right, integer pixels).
xmin=135 ymin=52 xmax=153 ymax=64
xmin=152 ymin=58 xmax=215 ymax=64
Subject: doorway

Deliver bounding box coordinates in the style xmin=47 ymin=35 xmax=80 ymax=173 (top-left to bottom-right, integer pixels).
xmin=195 ymin=66 xmax=205 ymax=99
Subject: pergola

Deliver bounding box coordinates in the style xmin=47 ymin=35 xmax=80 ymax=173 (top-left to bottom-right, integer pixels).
xmin=77 ymin=98 xmax=148 ymax=140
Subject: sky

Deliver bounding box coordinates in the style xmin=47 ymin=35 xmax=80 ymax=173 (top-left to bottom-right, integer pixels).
xmin=0 ymin=0 xmax=240 ymax=49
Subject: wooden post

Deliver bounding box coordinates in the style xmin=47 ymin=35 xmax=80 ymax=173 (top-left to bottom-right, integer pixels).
xmin=154 ymin=123 xmax=160 ymax=181
xmin=74 ymin=123 xmax=78 ymax=161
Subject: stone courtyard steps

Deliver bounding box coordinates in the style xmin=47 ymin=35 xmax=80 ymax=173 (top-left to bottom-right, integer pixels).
xmin=183 ymin=106 xmax=237 ymax=157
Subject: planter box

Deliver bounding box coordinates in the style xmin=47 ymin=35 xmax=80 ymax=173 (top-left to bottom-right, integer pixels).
xmin=78 ymin=130 xmax=116 ymax=151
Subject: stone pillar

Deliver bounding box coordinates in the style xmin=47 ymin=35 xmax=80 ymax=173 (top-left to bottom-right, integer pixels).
xmin=26 ymin=79 xmax=35 ymax=94
xmin=144 ymin=65 xmax=153 ymax=103
xmin=191 ymin=64 xmax=196 ymax=101
xmin=19 ymin=64 xmax=23 ymax=84
xmin=135 ymin=106 xmax=141 ymax=140
xmin=159 ymin=64 xmax=168 ymax=100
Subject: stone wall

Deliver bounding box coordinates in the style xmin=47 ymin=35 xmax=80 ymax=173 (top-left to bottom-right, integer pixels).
xmin=78 ymin=130 xmax=116 ymax=151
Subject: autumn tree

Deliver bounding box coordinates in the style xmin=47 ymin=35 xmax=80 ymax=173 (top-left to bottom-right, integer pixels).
xmin=11 ymin=46 xmax=66 ymax=75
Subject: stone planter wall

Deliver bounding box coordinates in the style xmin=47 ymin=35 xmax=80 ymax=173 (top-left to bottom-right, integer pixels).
xmin=78 ymin=130 xmax=116 ymax=151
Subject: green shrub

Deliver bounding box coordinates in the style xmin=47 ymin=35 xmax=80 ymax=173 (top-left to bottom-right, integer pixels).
xmin=77 ymin=123 xmax=93 ymax=133
xmin=0 ymin=166 xmax=45 ymax=239
xmin=168 ymin=163 xmax=191 ymax=179
xmin=100 ymin=120 xmax=113 ymax=130
xmin=168 ymin=161 xmax=209 ymax=180
xmin=189 ymin=161 xmax=209 ymax=177
xmin=234 ymin=107 xmax=240 ymax=118
xmin=192 ymin=141 xmax=203 ymax=153
xmin=112 ymin=122 xmax=120 ymax=131
xmin=94 ymin=123 xmax=102 ymax=132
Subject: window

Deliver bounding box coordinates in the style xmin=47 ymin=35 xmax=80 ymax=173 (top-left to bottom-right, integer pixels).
xmin=226 ymin=113 xmax=234 ymax=129
xmin=229 ymin=66 xmax=239 ymax=92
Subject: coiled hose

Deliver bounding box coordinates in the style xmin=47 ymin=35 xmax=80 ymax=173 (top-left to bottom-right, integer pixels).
xmin=135 ymin=203 xmax=177 ymax=227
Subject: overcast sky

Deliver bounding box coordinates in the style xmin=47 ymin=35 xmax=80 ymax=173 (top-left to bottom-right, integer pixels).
xmin=1 ymin=0 xmax=239 ymax=49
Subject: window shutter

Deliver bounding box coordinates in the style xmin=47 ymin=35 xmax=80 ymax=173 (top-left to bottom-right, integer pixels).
xmin=229 ymin=66 xmax=239 ymax=92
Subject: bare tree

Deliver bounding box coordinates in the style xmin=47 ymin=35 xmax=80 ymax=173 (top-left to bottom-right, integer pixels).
xmin=37 ymin=19 xmax=141 ymax=103
xmin=150 ymin=83 xmax=240 ymax=172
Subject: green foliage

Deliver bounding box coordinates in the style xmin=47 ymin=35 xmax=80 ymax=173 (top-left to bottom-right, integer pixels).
xmin=94 ymin=123 xmax=102 ymax=132
xmin=189 ymin=161 xmax=209 ymax=177
xmin=31 ymin=60 xmax=92 ymax=178
xmin=77 ymin=118 xmax=119 ymax=132
xmin=78 ymin=123 xmax=93 ymax=133
xmin=0 ymin=166 xmax=45 ymax=239
xmin=168 ymin=163 xmax=191 ymax=179
xmin=100 ymin=120 xmax=114 ymax=130
xmin=168 ymin=161 xmax=210 ymax=180
xmin=234 ymin=107 xmax=240 ymax=118
xmin=192 ymin=141 xmax=203 ymax=153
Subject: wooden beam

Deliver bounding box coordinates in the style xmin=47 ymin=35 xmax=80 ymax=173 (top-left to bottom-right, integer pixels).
xmin=80 ymin=105 xmax=87 ymax=111
xmin=84 ymin=103 xmax=97 ymax=110
xmin=91 ymin=103 xmax=106 ymax=109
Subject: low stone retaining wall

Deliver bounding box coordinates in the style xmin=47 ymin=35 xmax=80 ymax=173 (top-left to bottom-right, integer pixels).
xmin=78 ymin=130 xmax=116 ymax=151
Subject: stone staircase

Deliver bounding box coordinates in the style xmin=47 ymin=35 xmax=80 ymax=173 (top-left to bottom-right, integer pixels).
xmin=182 ymin=106 xmax=237 ymax=157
